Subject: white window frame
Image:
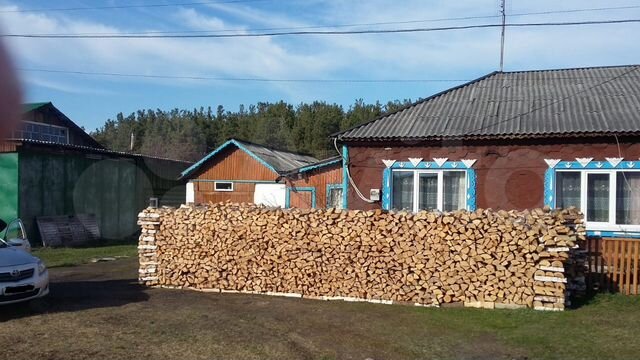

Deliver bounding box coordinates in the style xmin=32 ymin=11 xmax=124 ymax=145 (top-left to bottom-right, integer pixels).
xmin=20 ymin=120 xmax=70 ymax=144
xmin=391 ymin=169 xmax=468 ymax=212
xmin=555 ymin=169 xmax=640 ymax=232
xmin=214 ymin=181 xmax=234 ymax=192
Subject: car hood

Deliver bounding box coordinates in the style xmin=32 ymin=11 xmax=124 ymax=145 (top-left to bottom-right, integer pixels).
xmin=0 ymin=247 xmax=38 ymax=267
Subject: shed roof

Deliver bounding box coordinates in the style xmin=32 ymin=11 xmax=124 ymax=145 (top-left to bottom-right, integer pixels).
xmin=334 ymin=65 xmax=640 ymax=142
xmin=8 ymin=138 xmax=193 ymax=164
xmin=180 ymin=138 xmax=319 ymax=178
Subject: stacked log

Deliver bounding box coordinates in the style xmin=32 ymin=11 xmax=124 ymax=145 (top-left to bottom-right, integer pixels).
xmin=138 ymin=203 xmax=584 ymax=310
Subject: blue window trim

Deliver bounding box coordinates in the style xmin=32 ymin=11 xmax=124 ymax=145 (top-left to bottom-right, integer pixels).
xmin=285 ymin=187 xmax=316 ymax=208
xmin=341 ymin=145 xmax=349 ymax=209
xmin=180 ymin=139 xmax=279 ymax=179
xmin=545 ymin=159 xmax=640 ymax=239
xmin=190 ymin=179 xmax=276 ymax=184
xmin=381 ymin=160 xmax=477 ymax=211
xmin=326 ymin=183 xmax=343 ymax=209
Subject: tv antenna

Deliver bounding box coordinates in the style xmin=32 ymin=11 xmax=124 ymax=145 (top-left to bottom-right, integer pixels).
xmin=499 ymin=0 xmax=506 ymax=71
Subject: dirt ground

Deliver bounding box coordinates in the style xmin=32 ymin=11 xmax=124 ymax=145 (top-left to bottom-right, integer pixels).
xmin=1 ymin=258 xmax=639 ymax=360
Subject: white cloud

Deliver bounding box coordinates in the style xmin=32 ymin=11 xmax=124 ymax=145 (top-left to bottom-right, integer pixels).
xmin=1 ymin=0 xmax=640 ymax=101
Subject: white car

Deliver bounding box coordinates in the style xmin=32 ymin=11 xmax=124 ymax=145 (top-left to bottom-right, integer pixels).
xmin=0 ymin=219 xmax=49 ymax=305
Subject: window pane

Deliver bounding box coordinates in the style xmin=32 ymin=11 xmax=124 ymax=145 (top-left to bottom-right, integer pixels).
xmin=587 ymin=173 xmax=610 ymax=222
xmin=214 ymin=182 xmax=233 ymax=191
xmin=392 ymin=172 xmax=414 ymax=211
xmin=418 ymin=173 xmax=438 ymax=211
xmin=327 ymin=188 xmax=343 ymax=209
xmin=616 ymin=172 xmax=640 ymax=225
xmin=443 ymin=172 xmax=466 ymax=211
xmin=556 ymin=172 xmax=581 ymax=209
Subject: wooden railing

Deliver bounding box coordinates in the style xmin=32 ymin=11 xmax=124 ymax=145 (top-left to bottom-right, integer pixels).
xmin=586 ymin=237 xmax=640 ymax=295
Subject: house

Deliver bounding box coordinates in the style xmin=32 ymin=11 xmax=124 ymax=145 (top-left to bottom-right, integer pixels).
xmin=180 ymin=138 xmax=343 ymax=208
xmin=332 ymin=65 xmax=640 ymax=238
xmin=0 ymin=102 xmax=191 ymax=243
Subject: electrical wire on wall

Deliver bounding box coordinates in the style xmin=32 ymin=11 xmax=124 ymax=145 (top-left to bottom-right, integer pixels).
xmin=333 ymin=138 xmax=375 ymax=203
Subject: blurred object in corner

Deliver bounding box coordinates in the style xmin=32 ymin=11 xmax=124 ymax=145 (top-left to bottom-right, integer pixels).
xmin=0 ymin=39 xmax=22 ymax=139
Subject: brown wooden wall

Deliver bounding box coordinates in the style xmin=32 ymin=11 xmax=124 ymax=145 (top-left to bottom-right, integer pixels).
xmin=345 ymin=136 xmax=640 ymax=211
xmin=0 ymin=141 xmax=17 ymax=153
xmin=286 ymin=164 xmax=342 ymax=208
xmin=193 ymin=146 xmax=277 ymax=204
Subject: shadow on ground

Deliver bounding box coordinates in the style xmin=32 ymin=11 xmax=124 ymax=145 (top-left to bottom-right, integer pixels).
xmin=0 ymin=258 xmax=148 ymax=321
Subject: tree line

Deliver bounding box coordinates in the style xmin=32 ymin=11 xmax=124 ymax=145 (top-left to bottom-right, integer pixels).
xmin=91 ymin=99 xmax=415 ymax=162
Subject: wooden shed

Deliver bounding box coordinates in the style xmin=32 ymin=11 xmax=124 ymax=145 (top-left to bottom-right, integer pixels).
xmin=278 ymin=157 xmax=343 ymax=209
xmin=181 ymin=139 xmax=343 ymax=209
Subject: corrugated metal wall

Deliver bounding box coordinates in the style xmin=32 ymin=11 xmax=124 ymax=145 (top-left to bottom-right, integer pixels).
xmin=0 ymin=153 xmax=18 ymax=225
xmin=18 ymin=148 xmax=188 ymax=244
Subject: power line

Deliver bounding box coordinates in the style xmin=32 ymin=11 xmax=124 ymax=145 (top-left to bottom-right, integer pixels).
xmin=16 ymin=68 xmax=471 ymax=83
xmin=2 ymin=2 xmax=640 ymax=16
xmin=5 ymin=19 xmax=640 ymax=39
xmin=3 ymin=5 xmax=640 ymax=36
xmin=19 ymin=67 xmax=640 ymax=83
xmin=467 ymin=67 xmax=640 ymax=135
xmin=0 ymin=0 xmax=272 ymax=13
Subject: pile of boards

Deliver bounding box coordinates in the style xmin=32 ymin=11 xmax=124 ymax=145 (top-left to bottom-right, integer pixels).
xmin=138 ymin=203 xmax=585 ymax=310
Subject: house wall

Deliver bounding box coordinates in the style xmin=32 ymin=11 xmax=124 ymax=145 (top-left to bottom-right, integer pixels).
xmin=193 ymin=146 xmax=277 ymax=204
xmin=345 ymin=137 xmax=640 ymax=211
xmin=285 ymin=165 xmax=342 ymax=208
xmin=24 ymin=107 xmax=99 ymax=147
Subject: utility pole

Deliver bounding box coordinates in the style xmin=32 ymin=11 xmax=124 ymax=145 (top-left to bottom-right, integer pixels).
xmin=499 ymin=0 xmax=506 ymax=72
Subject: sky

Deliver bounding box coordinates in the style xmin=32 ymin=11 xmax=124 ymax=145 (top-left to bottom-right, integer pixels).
xmin=1 ymin=0 xmax=640 ymax=131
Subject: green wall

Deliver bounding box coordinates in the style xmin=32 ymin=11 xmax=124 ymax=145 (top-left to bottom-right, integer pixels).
xmin=18 ymin=149 xmax=187 ymax=244
xmin=0 ymin=153 xmax=18 ymax=225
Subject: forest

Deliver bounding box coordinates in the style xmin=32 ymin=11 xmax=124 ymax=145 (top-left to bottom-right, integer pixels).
xmin=91 ymin=99 xmax=415 ymax=162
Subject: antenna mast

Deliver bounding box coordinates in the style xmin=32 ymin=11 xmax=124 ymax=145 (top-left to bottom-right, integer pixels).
xmin=499 ymin=0 xmax=506 ymax=71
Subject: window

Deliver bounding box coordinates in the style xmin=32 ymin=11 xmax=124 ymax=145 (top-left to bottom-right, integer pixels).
xmin=392 ymin=170 xmax=467 ymax=212
xmin=14 ymin=121 xmax=69 ymax=144
xmin=555 ymin=170 xmax=640 ymax=229
xmin=214 ymin=181 xmax=233 ymax=192
xmin=326 ymin=186 xmax=343 ymax=209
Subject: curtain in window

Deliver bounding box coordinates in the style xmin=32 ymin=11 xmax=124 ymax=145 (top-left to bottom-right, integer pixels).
xmin=392 ymin=172 xmax=414 ymax=211
xmin=556 ymin=172 xmax=581 ymax=209
xmin=587 ymin=174 xmax=610 ymax=222
xmin=418 ymin=173 xmax=438 ymax=210
xmin=443 ymin=172 xmax=466 ymax=211
xmin=616 ymin=172 xmax=640 ymax=225
xmin=328 ymin=188 xmax=343 ymax=209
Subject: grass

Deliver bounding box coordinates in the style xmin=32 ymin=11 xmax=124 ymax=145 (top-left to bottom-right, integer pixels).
xmin=32 ymin=244 xmax=137 ymax=268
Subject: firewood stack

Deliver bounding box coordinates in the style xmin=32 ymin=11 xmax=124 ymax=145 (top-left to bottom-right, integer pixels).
xmin=138 ymin=203 xmax=584 ymax=310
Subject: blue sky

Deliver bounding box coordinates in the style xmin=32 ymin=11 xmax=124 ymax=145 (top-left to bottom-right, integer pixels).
xmin=1 ymin=0 xmax=640 ymax=131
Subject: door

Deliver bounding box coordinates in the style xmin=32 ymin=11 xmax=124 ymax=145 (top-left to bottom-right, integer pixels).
xmin=286 ymin=187 xmax=316 ymax=209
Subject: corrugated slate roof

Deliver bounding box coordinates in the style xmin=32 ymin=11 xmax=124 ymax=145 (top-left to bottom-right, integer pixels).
xmin=180 ymin=138 xmax=319 ymax=178
xmin=9 ymin=138 xmax=193 ymax=164
xmin=239 ymin=140 xmax=319 ymax=172
xmin=334 ymin=65 xmax=640 ymax=142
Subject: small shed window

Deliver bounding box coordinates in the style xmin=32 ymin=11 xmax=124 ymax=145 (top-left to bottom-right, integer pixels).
xmin=327 ymin=186 xmax=343 ymax=209
xmin=214 ymin=181 xmax=234 ymax=192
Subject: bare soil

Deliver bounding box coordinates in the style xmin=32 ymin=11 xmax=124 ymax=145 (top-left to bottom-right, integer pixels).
xmin=0 ymin=257 xmax=638 ymax=360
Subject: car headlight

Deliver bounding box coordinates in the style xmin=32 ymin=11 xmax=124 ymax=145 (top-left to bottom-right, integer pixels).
xmin=37 ymin=260 xmax=46 ymax=275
